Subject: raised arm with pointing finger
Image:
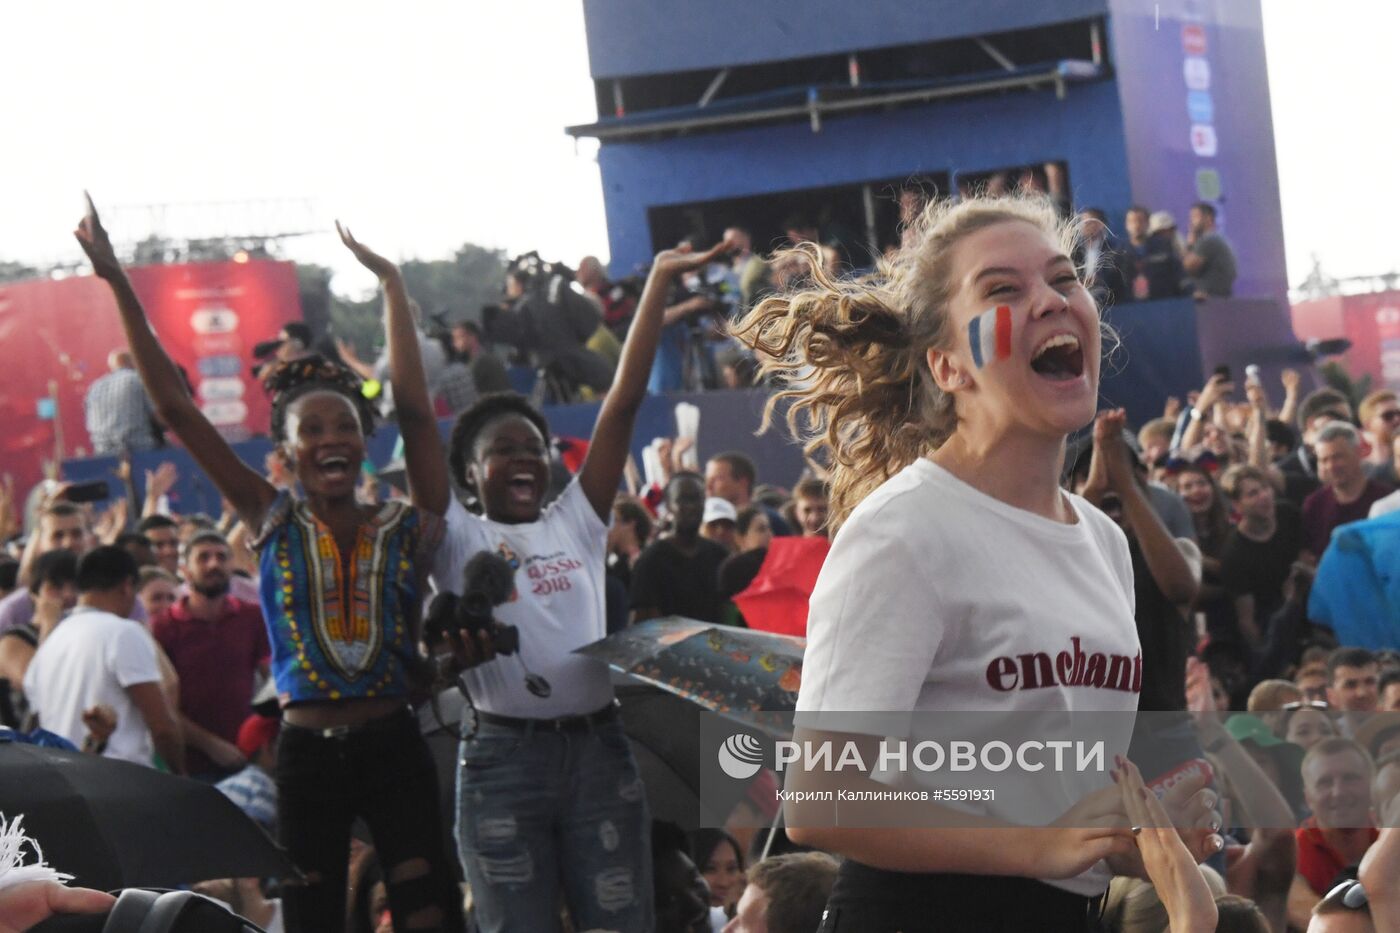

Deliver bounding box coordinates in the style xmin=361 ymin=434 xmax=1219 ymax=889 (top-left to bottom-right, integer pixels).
xmin=74 ymin=195 xmax=278 ymax=531
xmin=334 ymin=221 xmax=449 ymax=514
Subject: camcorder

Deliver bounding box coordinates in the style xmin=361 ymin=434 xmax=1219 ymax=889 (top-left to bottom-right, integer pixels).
xmin=480 ymin=252 xmax=614 ymax=399
xmin=424 ymin=551 xmax=519 ymax=655
xmin=424 ymin=550 xmax=553 ymax=700
xmin=674 ymin=262 xmax=740 ymax=329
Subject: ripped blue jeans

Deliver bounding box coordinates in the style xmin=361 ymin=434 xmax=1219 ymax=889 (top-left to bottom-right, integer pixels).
xmin=455 ymin=715 xmax=653 ymax=932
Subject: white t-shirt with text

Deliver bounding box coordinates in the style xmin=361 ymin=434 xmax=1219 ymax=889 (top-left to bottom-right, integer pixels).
xmin=796 ymin=458 xmax=1140 ymax=896
xmin=24 ymin=607 xmax=162 ymax=765
xmin=432 ymin=479 xmax=613 ymax=718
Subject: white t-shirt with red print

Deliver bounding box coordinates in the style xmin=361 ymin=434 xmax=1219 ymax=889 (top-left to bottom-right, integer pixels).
xmin=432 ymin=478 xmax=613 ymax=719
xmin=796 ymin=458 xmax=1140 ymax=897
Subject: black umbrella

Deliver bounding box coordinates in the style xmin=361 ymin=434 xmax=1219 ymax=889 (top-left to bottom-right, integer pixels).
xmin=421 ymin=682 xmax=759 ymax=832
xmin=615 ymin=683 xmax=758 ymax=831
xmin=0 ymin=742 xmax=300 ymax=890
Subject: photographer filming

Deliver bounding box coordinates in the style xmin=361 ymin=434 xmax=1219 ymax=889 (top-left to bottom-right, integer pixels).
xmin=250 ymin=322 xmax=314 ymax=383
xmin=481 ymin=253 xmax=614 ymax=402
xmin=649 ymin=241 xmax=739 ymax=393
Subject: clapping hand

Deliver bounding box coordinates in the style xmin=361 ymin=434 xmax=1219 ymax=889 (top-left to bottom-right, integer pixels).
xmin=94 ymin=497 xmax=128 ymax=545
xmin=1184 ymin=657 xmax=1217 ymax=714
xmin=1195 ymin=373 xmax=1235 ymax=414
xmin=1244 ymin=379 xmax=1268 ymax=412
xmin=1090 ymin=408 xmax=1137 ymax=494
xmin=1115 ymin=757 xmax=1219 ymax=932
xmin=145 ymin=462 xmax=179 ymax=503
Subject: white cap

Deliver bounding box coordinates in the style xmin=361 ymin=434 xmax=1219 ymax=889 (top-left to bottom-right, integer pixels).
xmin=703 ymin=497 xmax=738 ymax=525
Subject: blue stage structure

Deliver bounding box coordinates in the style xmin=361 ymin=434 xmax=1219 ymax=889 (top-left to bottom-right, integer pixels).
xmin=570 ymin=0 xmax=1289 ymax=306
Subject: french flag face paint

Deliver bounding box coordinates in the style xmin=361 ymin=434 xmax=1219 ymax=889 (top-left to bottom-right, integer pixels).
xmin=968 ymin=304 xmax=1014 ymax=369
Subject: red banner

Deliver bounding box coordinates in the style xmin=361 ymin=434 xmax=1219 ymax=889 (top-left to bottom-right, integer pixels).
xmin=0 ymin=260 xmax=301 ymax=495
xmin=1292 ymin=289 xmax=1400 ymax=392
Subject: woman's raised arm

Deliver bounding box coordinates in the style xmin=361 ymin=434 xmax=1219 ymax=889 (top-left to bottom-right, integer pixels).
xmin=75 ymin=194 xmax=276 ymax=527
xmin=578 ymin=239 xmax=734 ymax=520
xmin=336 ymin=222 xmax=449 ymax=515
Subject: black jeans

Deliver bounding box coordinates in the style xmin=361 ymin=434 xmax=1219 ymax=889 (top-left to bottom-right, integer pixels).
xmin=276 ymin=708 xmax=463 ymax=933
xmin=817 ymin=861 xmax=1106 ymax=933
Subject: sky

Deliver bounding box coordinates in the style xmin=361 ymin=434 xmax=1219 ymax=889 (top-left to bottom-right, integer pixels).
xmin=1 ymin=2 xmax=1395 ymax=299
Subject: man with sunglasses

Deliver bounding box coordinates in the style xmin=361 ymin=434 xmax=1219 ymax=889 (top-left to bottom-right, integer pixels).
xmin=1358 ymin=390 xmax=1400 ymax=482
xmin=1366 ymin=416 xmax=1400 ymax=517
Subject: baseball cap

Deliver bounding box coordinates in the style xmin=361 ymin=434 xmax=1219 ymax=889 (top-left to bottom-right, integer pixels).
xmin=1148 ymin=211 xmax=1178 ymax=235
xmin=1225 ymin=713 xmax=1305 ymax=774
xmin=703 ymin=497 xmax=738 ymax=525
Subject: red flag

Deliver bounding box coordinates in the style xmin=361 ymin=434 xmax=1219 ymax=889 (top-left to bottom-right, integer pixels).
xmin=733 ymin=536 xmax=831 ymax=637
xmin=555 ymin=436 xmax=590 ymax=474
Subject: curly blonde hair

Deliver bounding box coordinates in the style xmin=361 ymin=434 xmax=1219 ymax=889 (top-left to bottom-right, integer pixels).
xmin=731 ymin=194 xmax=1092 ymax=534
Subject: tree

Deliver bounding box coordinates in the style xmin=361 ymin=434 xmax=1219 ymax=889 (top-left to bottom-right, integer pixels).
xmin=1319 ymin=360 xmax=1373 ymax=414
xmin=399 ymin=243 xmax=508 ymax=330
xmin=295 ymin=263 xmax=334 ymax=345
xmin=131 ymin=234 xmax=175 ymax=267
xmin=297 ymin=242 xmax=507 ymax=361
xmin=327 ymin=292 xmax=382 ymax=361
xmin=0 ymin=260 xmax=39 ymax=283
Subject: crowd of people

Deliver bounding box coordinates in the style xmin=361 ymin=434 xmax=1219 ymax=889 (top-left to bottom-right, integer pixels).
xmin=0 ymin=186 xmax=1393 ymax=933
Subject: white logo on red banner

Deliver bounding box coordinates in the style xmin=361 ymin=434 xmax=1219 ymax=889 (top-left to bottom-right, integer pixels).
xmin=201 ymin=400 xmax=249 ymax=427
xmin=199 ymin=378 xmax=246 ymax=402
xmin=1182 ymin=24 xmax=1207 ymax=56
xmin=1183 ymin=57 xmax=1211 ymax=91
xmin=191 ymin=307 xmax=240 ymax=334
xmin=193 ymin=333 xmax=243 ymax=356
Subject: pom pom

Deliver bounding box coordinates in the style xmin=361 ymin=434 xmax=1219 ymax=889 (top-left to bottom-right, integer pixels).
xmin=0 ymin=813 xmax=72 ymax=893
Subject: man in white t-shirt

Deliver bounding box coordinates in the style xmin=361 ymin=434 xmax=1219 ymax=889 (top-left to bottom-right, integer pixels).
xmin=24 ymin=546 xmax=184 ymax=770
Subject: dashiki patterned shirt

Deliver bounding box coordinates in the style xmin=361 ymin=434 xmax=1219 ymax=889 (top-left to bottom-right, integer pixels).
xmin=252 ymin=492 xmax=444 ymax=706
